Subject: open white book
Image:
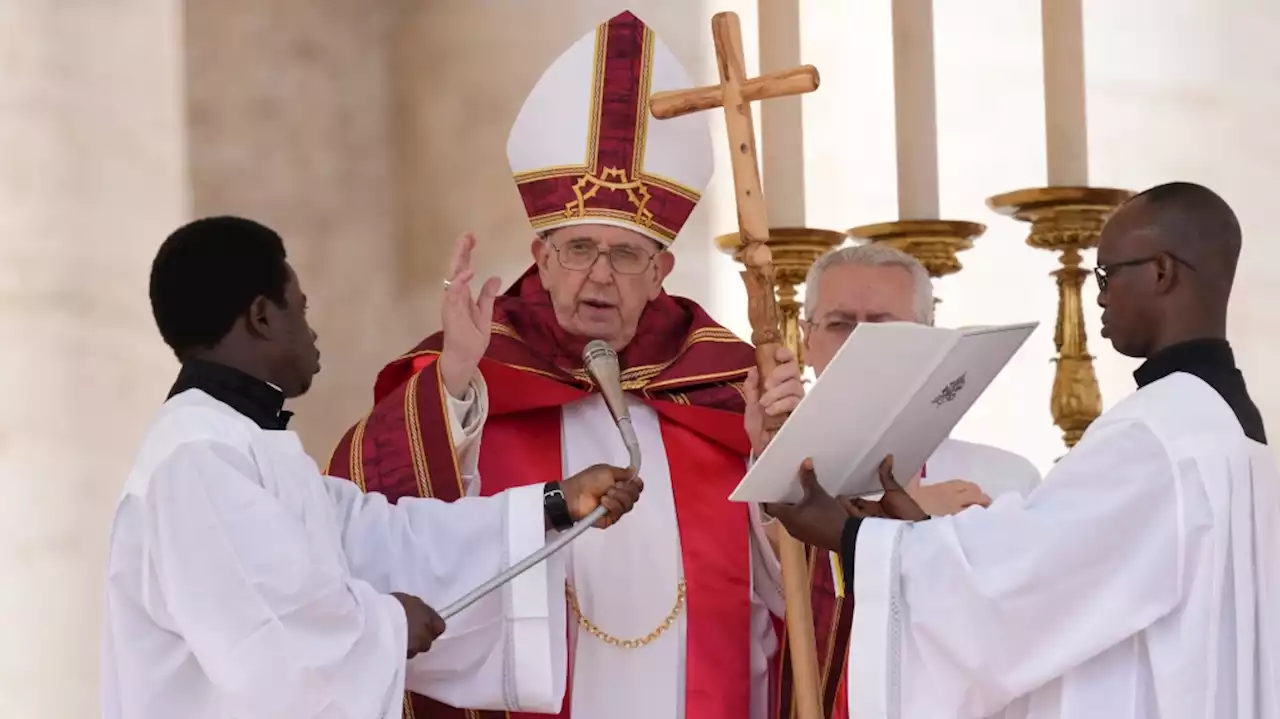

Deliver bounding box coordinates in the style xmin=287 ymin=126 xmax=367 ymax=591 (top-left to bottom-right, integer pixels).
xmin=730 ymin=321 xmax=1038 ymax=503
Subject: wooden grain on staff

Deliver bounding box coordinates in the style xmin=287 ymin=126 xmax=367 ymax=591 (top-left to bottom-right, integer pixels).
xmin=648 ymin=11 xmax=825 ymax=719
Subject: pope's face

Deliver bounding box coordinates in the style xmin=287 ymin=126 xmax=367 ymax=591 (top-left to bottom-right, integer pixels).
xmin=802 ymin=262 xmax=919 ymax=376
xmin=531 ymin=224 xmax=675 ymax=350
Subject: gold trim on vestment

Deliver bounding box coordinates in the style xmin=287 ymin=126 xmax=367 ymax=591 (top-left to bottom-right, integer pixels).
xmin=810 ymin=548 xmax=844 ymax=700
xmin=387 ymin=324 xmax=750 ymax=397
xmin=346 ymin=415 xmax=369 ymax=492
xmin=432 ymin=359 xmax=468 ymax=499
xmin=586 ymin=25 xmax=606 ymax=169
xmin=631 ymin=29 xmax=653 ymax=174
xmin=490 ymin=323 xmax=522 ymax=342
xmin=403 ymin=372 xmax=433 ymax=499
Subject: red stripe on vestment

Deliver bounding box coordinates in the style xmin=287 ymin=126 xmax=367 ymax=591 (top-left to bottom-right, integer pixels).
xmin=661 ymin=417 xmax=754 ymax=718
xmin=592 ymin=11 xmax=647 ymax=178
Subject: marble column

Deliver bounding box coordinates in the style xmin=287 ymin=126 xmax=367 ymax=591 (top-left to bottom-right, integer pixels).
xmin=0 ymin=1 xmax=190 ymax=716
xmin=184 ymin=0 xmax=410 ymax=456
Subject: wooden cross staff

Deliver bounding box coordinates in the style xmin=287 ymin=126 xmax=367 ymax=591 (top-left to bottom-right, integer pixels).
xmin=651 ymin=12 xmax=824 ymax=719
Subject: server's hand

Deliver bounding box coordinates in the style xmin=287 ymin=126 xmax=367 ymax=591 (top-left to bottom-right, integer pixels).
xmin=764 ymin=458 xmax=849 ymax=553
xmin=392 ymin=592 xmax=447 ymax=658
xmin=562 ymin=464 xmax=644 ymax=528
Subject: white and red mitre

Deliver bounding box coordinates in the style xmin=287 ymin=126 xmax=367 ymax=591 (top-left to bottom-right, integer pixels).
xmin=507 ymin=11 xmax=713 ymax=247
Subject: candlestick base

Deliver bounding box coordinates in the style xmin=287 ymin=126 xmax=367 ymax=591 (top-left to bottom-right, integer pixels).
xmin=844 ymin=219 xmax=986 ymax=280
xmin=715 ymin=227 xmax=846 ymax=370
xmin=985 ymin=186 xmax=1134 ymax=448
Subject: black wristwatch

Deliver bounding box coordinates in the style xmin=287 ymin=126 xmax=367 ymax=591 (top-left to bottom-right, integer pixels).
xmin=543 ymin=481 xmax=575 ymax=532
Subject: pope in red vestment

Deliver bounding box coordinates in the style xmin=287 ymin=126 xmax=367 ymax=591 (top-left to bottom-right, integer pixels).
xmin=327 ymin=10 xmax=854 ymax=719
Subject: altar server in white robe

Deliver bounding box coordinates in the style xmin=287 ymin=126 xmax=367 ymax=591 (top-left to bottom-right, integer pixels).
xmin=101 ymin=216 xmax=642 ymax=719
xmin=767 ymin=181 xmax=1280 ymax=719
xmin=798 ymin=243 xmax=1041 ymax=515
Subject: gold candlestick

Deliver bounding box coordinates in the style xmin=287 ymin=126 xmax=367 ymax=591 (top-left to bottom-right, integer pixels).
xmin=986 ymin=186 xmax=1133 ymax=448
xmin=715 ymin=227 xmax=846 ymax=369
xmin=844 ymin=219 xmax=987 ymax=301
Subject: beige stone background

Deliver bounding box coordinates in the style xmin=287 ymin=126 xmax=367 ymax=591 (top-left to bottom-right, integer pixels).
xmin=1 ymin=0 xmax=1278 ymax=716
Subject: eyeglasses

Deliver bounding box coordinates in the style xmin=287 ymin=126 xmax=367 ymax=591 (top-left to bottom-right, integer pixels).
xmin=805 ymin=311 xmax=910 ymax=337
xmin=1093 ymin=253 xmax=1196 ymax=292
xmin=804 ymin=316 xmax=858 ymax=339
xmin=550 ymin=239 xmax=657 ymax=275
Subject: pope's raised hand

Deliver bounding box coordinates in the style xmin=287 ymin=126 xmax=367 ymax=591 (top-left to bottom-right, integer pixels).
xmin=438 ymin=233 xmax=502 ymax=400
xmin=743 ymin=347 xmax=805 ymax=457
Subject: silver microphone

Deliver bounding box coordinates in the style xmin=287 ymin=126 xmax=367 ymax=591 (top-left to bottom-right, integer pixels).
xmin=582 ymin=339 xmax=642 ymax=479
xmin=438 ymin=341 xmax=643 ymax=621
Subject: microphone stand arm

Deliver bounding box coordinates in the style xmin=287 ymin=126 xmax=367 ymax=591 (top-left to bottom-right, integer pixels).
xmin=440 ymin=344 xmax=641 ymax=621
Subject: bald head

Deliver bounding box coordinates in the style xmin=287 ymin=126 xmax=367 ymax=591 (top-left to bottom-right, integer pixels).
xmin=1122 ymin=181 xmax=1241 ymax=285
xmin=1096 ymin=182 xmax=1240 ymax=358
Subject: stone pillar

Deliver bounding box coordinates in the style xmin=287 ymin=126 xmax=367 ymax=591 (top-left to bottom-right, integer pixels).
xmin=0 ymin=1 xmax=190 ymax=716
xmin=183 ymin=0 xmax=409 ymax=456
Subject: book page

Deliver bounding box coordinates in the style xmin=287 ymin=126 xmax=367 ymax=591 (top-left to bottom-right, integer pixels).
xmin=729 ymin=321 xmax=1037 ymax=503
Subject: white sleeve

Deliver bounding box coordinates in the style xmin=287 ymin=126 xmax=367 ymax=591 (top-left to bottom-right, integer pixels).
xmin=325 ymin=478 xmax=567 ymax=713
xmin=147 ymin=441 xmax=407 ymax=719
xmin=445 ymin=374 xmax=488 ymax=496
xmin=999 ymin=453 xmax=1043 ymax=498
xmin=748 ymin=504 xmax=785 ymax=719
xmin=745 ymin=449 xmax=785 ymax=616
xmin=749 ymin=504 xmax=785 ymax=617
xmin=848 ymin=420 xmax=1186 ymax=719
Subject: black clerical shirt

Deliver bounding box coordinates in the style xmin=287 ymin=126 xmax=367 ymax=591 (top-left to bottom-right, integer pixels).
xmin=1133 ymin=338 xmax=1266 ymax=444
xmin=167 ymin=359 xmax=293 ymax=431
xmin=836 ymin=336 xmax=1267 ymax=594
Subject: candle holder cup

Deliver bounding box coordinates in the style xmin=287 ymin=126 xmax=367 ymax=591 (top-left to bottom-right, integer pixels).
xmin=715 ymin=227 xmax=846 ymax=371
xmin=844 ymin=219 xmax=987 ymax=302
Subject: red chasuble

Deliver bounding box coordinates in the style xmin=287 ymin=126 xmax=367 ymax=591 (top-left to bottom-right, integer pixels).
xmin=328 ymin=270 xmax=855 ymax=719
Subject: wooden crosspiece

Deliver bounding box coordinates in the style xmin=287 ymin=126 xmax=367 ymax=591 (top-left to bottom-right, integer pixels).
xmin=651 ymin=21 xmax=818 ymax=397
xmin=649 ymin=12 xmax=824 ymax=719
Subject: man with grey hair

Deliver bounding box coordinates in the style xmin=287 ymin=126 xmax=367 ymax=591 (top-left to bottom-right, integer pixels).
xmin=801 ymin=243 xmax=1041 ymax=515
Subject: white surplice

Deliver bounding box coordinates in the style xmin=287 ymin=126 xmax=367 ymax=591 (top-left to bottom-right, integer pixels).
xmin=847 ymin=372 xmax=1280 ymax=719
xmin=102 ymin=388 xmax=567 ymax=719
xmin=448 ymin=380 xmax=784 ymax=719
xmin=923 ymin=438 xmax=1041 ymax=499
